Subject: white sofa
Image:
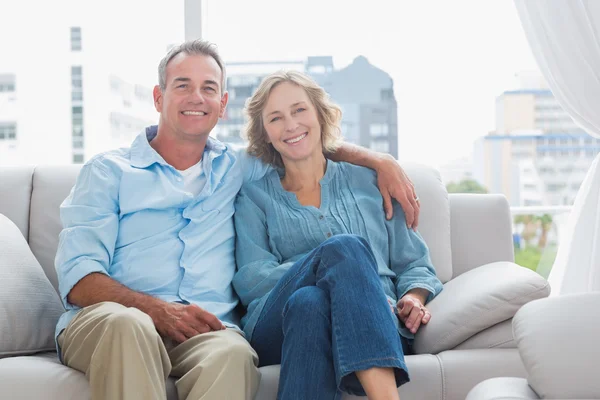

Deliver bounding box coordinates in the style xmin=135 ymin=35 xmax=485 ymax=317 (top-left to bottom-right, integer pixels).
xmin=467 ymin=292 xmax=600 ymax=400
xmin=0 ymin=163 xmax=551 ymax=400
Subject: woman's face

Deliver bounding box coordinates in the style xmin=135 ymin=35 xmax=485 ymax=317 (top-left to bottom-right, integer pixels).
xmin=261 ymin=82 xmax=322 ymax=165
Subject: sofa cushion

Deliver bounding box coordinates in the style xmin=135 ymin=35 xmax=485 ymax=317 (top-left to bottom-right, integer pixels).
xmin=403 ymin=162 xmax=453 ymax=283
xmin=413 ymin=262 xmax=550 ymax=354
xmin=29 ymin=165 xmax=82 ymax=291
xmin=449 ymin=194 xmax=514 ymax=278
xmin=0 ymin=166 xmax=34 ymax=241
xmin=453 ymin=319 xmax=515 ymax=350
xmin=0 ymin=214 xmax=64 ymax=358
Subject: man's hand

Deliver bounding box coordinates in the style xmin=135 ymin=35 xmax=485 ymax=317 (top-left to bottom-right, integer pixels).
xmin=376 ymin=154 xmax=420 ymax=230
xmin=149 ymin=302 xmax=225 ymax=343
xmin=396 ymin=289 xmax=431 ymax=334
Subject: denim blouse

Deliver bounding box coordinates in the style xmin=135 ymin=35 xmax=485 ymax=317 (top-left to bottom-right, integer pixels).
xmin=233 ymin=160 xmax=443 ymax=341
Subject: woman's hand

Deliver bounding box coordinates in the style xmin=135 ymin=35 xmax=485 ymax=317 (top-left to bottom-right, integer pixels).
xmin=375 ymin=154 xmax=420 ymax=230
xmin=396 ymin=290 xmax=431 ymax=334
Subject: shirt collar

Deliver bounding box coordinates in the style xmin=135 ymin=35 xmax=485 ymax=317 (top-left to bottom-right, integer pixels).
xmin=130 ymin=125 xmax=228 ymax=169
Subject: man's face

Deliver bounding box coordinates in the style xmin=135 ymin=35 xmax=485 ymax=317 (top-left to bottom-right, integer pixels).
xmin=153 ymin=53 xmax=228 ymax=140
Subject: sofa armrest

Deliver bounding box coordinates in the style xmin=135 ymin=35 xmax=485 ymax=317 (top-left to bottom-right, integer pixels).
xmin=449 ymin=194 xmax=515 ymax=278
xmin=466 ymin=377 xmax=540 ymax=400
xmin=413 ymin=262 xmax=550 ymax=354
xmin=513 ymin=292 xmax=600 ymax=400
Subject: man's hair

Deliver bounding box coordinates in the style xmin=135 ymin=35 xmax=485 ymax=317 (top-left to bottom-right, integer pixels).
xmin=158 ymin=40 xmax=226 ymax=92
xmin=244 ymin=70 xmax=343 ymax=168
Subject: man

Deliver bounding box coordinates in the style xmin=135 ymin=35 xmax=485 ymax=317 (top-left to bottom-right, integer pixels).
xmin=55 ymin=40 xmax=420 ymax=400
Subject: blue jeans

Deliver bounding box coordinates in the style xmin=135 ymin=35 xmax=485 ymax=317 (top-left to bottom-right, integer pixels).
xmin=250 ymin=234 xmax=409 ymax=400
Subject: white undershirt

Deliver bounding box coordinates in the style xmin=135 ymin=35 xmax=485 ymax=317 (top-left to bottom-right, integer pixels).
xmin=178 ymin=160 xmax=206 ymax=197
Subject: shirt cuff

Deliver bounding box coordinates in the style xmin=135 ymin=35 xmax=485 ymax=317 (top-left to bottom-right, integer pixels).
xmin=58 ymin=258 xmax=109 ymax=309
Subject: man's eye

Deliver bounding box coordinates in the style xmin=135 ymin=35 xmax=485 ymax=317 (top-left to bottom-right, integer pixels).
xmin=205 ymin=87 xmax=216 ymax=92
xmin=177 ymin=84 xmax=187 ymax=89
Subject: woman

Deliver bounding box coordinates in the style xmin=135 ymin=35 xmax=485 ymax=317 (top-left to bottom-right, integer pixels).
xmin=233 ymin=70 xmax=443 ymax=400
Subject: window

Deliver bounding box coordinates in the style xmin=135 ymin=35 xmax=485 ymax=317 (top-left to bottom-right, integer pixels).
xmin=73 ymin=137 xmax=84 ymax=149
xmin=0 ymin=74 xmax=16 ymax=92
xmin=226 ymin=107 xmax=244 ymax=120
xmin=70 ymin=27 xmax=82 ymax=51
xmin=370 ymin=141 xmax=390 ymax=153
xmin=72 ymin=90 xmax=83 ymax=101
xmin=71 ymin=66 xmax=83 ymax=89
xmin=73 ymin=154 xmax=84 ymax=163
xmin=370 ymin=124 xmax=389 ymax=137
xmin=0 ymin=123 xmax=17 ymax=140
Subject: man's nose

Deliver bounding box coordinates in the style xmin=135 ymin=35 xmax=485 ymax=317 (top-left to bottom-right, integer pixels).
xmin=189 ymin=88 xmax=205 ymax=103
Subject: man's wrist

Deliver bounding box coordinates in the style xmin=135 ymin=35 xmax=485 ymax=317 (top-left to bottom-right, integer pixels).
xmin=138 ymin=296 xmax=166 ymax=321
xmin=375 ymin=153 xmax=396 ymax=171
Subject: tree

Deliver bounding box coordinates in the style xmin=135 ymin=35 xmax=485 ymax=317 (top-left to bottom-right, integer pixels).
xmin=446 ymin=179 xmax=488 ymax=194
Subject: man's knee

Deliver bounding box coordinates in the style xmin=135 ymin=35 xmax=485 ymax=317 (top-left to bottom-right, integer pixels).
xmin=102 ymin=306 xmax=157 ymax=338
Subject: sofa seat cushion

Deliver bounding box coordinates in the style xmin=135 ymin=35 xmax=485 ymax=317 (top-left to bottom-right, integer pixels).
xmin=0 ymin=214 xmax=64 ymax=358
xmin=0 ymin=352 xmax=178 ymax=400
xmin=414 ymin=262 xmax=550 ymax=354
xmin=0 ymin=349 xmax=526 ymax=400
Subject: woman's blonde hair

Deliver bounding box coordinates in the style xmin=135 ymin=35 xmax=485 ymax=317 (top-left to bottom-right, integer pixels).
xmin=244 ymin=70 xmax=343 ymax=168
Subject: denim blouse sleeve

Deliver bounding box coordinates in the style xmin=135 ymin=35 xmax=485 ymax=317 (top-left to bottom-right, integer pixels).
xmin=54 ymin=159 xmax=120 ymax=308
xmin=232 ymin=188 xmax=294 ymax=309
xmin=385 ymin=201 xmax=443 ymax=304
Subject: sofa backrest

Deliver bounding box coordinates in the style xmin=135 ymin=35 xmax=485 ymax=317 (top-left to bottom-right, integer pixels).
xmin=0 ymin=162 xmax=492 ymax=293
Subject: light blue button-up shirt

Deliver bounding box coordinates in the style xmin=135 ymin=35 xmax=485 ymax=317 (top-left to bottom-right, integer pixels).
xmin=54 ymin=126 xmax=267 ymax=346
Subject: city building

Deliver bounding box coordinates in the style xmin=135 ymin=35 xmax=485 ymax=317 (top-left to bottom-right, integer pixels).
xmin=474 ymin=72 xmax=600 ymax=206
xmin=216 ymin=55 xmax=399 ymax=157
xmin=0 ymin=18 xmax=160 ymax=165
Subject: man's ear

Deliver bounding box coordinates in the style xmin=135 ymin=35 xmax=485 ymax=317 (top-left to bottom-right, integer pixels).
xmin=153 ymin=85 xmax=163 ymax=112
xmin=219 ymin=91 xmax=229 ymax=118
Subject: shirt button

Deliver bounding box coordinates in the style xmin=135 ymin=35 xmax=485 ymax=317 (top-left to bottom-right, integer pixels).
xmin=176 ymin=177 xmax=182 ymax=182
xmin=326 ymin=232 xmax=332 ymax=238
xmin=319 ymin=215 xmax=324 ymax=220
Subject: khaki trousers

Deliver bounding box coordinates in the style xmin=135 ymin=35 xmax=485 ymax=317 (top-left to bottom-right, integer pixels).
xmin=58 ymin=302 xmax=260 ymax=400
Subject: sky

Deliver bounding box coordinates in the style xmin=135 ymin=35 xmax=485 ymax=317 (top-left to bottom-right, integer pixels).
xmin=0 ymin=0 xmax=539 ymax=167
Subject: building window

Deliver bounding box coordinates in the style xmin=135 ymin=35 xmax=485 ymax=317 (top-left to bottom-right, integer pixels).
xmin=73 ymin=137 xmax=84 ymax=149
xmin=0 ymin=83 xmax=15 ymax=92
xmin=72 ymin=90 xmax=83 ymax=101
xmin=71 ymin=66 xmax=83 ymax=88
xmin=381 ymin=88 xmax=394 ymax=101
xmin=73 ymin=154 xmax=84 ymax=163
xmin=0 ymin=74 xmax=16 ymax=92
xmin=370 ymin=140 xmax=390 ymax=153
xmin=226 ymin=107 xmax=244 ymax=120
xmin=0 ymin=123 xmax=17 ymax=140
xmin=370 ymin=123 xmax=389 ymax=137
xmin=70 ymin=27 xmax=82 ymax=51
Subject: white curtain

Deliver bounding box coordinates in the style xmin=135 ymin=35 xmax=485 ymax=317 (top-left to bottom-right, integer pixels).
xmin=514 ymin=0 xmax=600 ymax=294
